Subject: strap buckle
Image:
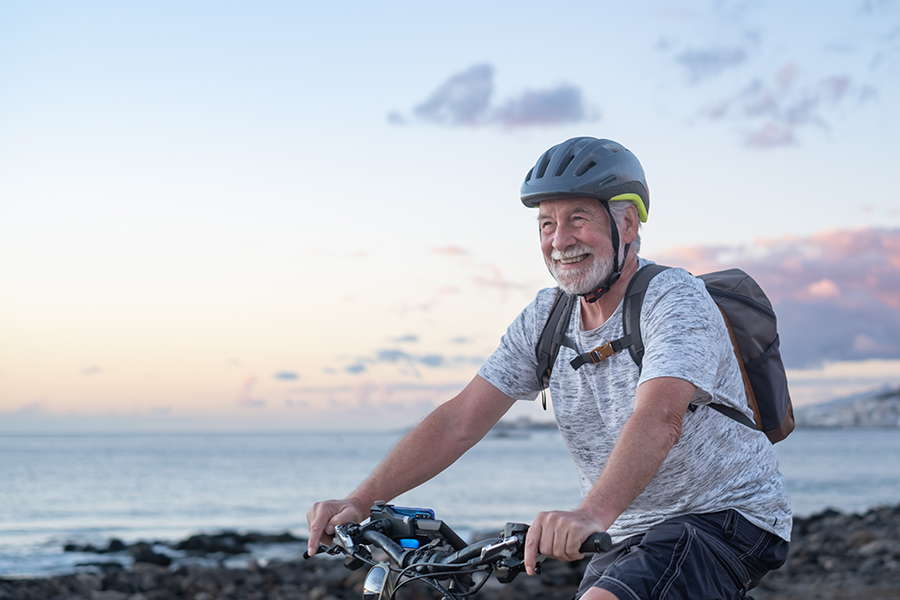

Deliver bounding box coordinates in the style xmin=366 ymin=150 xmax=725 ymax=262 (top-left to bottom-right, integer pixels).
xmin=588 ymin=343 xmax=616 ymax=364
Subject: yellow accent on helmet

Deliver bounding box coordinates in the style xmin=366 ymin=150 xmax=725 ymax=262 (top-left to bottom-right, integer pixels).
xmin=610 ymin=193 xmax=648 ymax=223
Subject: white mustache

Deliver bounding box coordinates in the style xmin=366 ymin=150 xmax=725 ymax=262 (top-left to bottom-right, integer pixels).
xmin=550 ymin=245 xmax=594 ymax=261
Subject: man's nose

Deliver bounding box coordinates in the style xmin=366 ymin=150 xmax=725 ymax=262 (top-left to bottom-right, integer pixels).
xmin=550 ymin=222 xmax=577 ymax=251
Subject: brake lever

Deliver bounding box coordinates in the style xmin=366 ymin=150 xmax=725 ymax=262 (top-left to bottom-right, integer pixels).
xmin=479 ymin=535 xmax=520 ymax=561
xmin=302 ymin=543 xmax=332 ymax=560
xmin=334 ymin=524 xmax=356 ymax=553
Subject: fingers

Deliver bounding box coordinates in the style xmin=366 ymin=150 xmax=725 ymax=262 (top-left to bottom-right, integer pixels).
xmin=306 ymin=502 xmax=332 ymax=556
xmin=526 ymin=510 xmax=597 ymax=571
xmin=524 ymin=519 xmax=542 ymax=576
xmin=306 ymin=498 xmax=366 ymax=556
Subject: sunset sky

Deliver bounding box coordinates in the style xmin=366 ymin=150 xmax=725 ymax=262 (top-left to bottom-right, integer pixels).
xmin=2 ymin=1 xmax=899 ymax=431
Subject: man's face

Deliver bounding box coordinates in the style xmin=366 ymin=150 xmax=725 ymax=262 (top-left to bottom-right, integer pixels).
xmin=538 ymin=197 xmax=616 ymax=295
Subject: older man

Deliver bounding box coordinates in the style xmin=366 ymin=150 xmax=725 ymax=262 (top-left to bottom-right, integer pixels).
xmin=307 ymin=137 xmax=790 ymax=600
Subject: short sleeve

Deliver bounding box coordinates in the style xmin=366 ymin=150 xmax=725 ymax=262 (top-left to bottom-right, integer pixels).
xmin=637 ymin=269 xmax=723 ymax=394
xmin=478 ymin=288 xmax=558 ymax=402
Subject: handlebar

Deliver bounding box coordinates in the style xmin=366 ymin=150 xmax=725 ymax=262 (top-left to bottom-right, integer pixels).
xmin=304 ymin=503 xmax=612 ymax=599
xmin=579 ymin=531 xmax=613 ymax=553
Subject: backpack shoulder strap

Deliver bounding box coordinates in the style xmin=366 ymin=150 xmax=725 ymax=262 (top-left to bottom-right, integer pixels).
xmin=535 ymin=288 xmax=578 ymax=389
xmin=622 ymin=264 xmax=670 ymax=368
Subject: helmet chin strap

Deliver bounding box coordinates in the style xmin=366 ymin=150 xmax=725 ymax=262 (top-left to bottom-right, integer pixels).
xmin=581 ymin=201 xmax=630 ymax=303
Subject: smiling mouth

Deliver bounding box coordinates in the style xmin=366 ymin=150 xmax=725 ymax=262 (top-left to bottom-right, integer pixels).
xmin=558 ymin=254 xmax=589 ymax=265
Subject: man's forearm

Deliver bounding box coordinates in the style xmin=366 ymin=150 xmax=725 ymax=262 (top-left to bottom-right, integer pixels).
xmin=349 ymin=402 xmax=477 ymax=508
xmin=350 ymin=375 xmax=515 ymax=512
xmin=580 ymin=377 xmax=694 ymax=529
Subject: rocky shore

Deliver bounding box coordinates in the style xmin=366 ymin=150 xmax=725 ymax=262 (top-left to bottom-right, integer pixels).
xmin=2 ymin=503 xmax=899 ymax=600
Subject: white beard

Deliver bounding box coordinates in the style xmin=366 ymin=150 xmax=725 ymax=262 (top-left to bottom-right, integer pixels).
xmin=546 ymin=242 xmax=616 ymax=296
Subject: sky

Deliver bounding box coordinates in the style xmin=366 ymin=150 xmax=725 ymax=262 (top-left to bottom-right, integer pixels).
xmin=2 ymin=0 xmax=899 ymax=432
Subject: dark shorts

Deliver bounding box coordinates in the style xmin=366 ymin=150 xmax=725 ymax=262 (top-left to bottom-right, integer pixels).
xmin=576 ymin=510 xmax=789 ymax=600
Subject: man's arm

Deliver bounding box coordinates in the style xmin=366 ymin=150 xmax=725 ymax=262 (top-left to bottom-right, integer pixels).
xmin=306 ymin=374 xmax=516 ymax=555
xmin=523 ymin=376 xmax=696 ymax=574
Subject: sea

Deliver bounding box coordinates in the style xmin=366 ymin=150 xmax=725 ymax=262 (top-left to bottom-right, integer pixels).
xmin=1 ymin=428 xmax=899 ymax=578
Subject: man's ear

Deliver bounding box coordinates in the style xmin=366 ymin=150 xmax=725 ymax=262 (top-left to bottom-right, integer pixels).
xmin=621 ymin=204 xmax=640 ymax=244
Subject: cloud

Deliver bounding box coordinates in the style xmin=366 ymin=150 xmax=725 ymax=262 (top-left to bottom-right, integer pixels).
xmin=655 ymin=227 xmax=900 ymax=367
xmin=677 ymin=47 xmax=749 ymax=82
xmin=411 ymin=64 xmax=493 ymax=126
xmin=286 ymin=381 xmax=469 ymax=415
xmin=430 ymin=245 xmax=469 ymax=256
xmin=472 ymin=263 xmax=532 ymax=296
xmin=237 ymin=377 xmax=266 ymax=408
xmin=340 ymin=347 xmax=486 ymax=378
xmin=491 ymin=85 xmax=588 ymax=127
xmin=701 ymin=68 xmax=866 ymax=148
xmin=658 ymin=2 xmax=898 ymax=148
xmin=390 ymin=334 xmax=419 ymax=343
xmin=391 ymin=63 xmax=596 ymax=129
xmin=473 ymin=274 xmax=531 ymax=293
xmin=81 ymin=365 xmax=101 ymax=376
xmin=273 ymin=370 xmax=299 ymax=381
xmin=11 ymin=401 xmax=44 ymax=415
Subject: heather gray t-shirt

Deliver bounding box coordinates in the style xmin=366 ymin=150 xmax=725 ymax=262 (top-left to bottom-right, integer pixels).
xmin=478 ymin=259 xmax=792 ymax=542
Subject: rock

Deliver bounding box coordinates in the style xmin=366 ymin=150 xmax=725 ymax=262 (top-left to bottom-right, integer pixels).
xmin=174 ymin=533 xmax=248 ymax=556
xmin=129 ymin=543 xmax=172 ymax=567
xmin=6 ymin=506 xmax=900 ymax=599
xmin=91 ymin=591 xmax=128 ymax=600
xmin=846 ymin=528 xmax=877 ymax=548
xmin=858 ymin=539 xmax=900 ymax=557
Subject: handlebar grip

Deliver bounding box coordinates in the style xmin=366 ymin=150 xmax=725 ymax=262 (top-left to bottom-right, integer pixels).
xmin=579 ymin=532 xmax=612 ymax=553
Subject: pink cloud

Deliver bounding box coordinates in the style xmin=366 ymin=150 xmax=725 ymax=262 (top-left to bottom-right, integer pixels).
xmin=237 ymin=377 xmax=266 ymax=408
xmin=694 ymin=63 xmax=864 ymax=148
xmin=430 ymin=245 xmax=469 ymax=256
xmin=655 ymin=228 xmax=900 ymax=366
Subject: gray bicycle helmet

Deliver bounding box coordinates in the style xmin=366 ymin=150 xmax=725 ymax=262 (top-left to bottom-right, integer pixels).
xmin=520 ymin=137 xmax=649 ymax=222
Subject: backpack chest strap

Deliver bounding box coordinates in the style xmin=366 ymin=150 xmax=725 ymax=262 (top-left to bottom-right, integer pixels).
xmin=568 ymin=264 xmax=669 ymax=371
xmin=569 ymin=335 xmax=633 ymax=369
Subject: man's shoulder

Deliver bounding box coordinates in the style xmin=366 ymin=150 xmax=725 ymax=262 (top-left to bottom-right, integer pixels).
xmin=502 ymin=285 xmax=564 ymax=338
xmin=531 ymin=285 xmax=565 ymax=316
xmin=635 ymin=258 xmax=708 ymax=299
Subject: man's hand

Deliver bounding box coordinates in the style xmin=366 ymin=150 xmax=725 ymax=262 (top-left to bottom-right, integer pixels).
xmin=523 ymin=509 xmax=607 ymax=576
xmin=306 ymin=497 xmax=367 ymax=556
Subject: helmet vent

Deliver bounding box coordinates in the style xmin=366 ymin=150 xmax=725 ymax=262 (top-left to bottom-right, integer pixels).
xmin=555 ymin=154 xmax=576 ymax=177
xmin=535 ymin=152 xmax=553 ymax=179
xmin=574 ymin=160 xmax=596 ymax=177
xmin=596 ymin=174 xmax=617 ymax=187
xmin=602 ymin=141 xmax=625 ymax=153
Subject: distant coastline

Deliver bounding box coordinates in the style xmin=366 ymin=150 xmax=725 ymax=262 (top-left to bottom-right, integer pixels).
xmin=793 ymin=385 xmax=900 ymax=428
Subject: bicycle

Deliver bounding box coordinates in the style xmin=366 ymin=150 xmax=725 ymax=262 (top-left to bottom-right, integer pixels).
xmin=304 ymin=501 xmax=611 ymax=600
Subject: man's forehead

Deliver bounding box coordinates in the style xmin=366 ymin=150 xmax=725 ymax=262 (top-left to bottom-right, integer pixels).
xmin=537 ymin=197 xmax=601 ymax=216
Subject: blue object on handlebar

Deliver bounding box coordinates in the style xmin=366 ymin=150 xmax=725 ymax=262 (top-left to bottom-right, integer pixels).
xmin=390 ymin=506 xmax=436 ymax=519
xmin=400 ymin=538 xmax=420 ymax=549
xmin=390 ymin=506 xmax=436 ymax=520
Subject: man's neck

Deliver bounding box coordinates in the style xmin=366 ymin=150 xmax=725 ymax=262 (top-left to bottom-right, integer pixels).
xmin=579 ymin=253 xmax=641 ymax=331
